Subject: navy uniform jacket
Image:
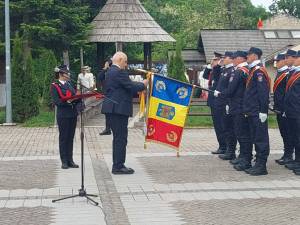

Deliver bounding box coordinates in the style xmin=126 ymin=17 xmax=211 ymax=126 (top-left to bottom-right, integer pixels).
xmin=284 ymin=67 xmax=300 ymax=119
xmin=203 ymin=65 xmax=222 ymax=107
xmin=243 ymin=63 xmax=270 ymax=116
xmin=97 ymin=69 xmax=108 ymax=93
xmin=214 ymin=65 xmax=234 ymax=110
xmin=101 ymin=65 xmax=145 ymax=117
xmin=51 ymin=81 xmax=79 ymax=118
xmin=273 ymin=66 xmax=289 ymax=113
xmin=220 ymin=65 xmax=248 ymax=115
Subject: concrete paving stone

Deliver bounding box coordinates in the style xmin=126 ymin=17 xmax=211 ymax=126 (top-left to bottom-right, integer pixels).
xmin=0 ymin=190 xmax=10 ymax=198
xmin=207 ymin=191 xmax=228 ymax=200
xmin=0 ymin=206 xmax=54 ymax=225
xmin=9 ymin=189 xmax=27 ymax=197
xmin=223 ymin=191 xmax=244 ymax=199
xmin=26 ymin=188 xmax=43 ymax=197
xmin=238 ymin=191 xmax=261 ymax=199
xmin=191 ymin=192 xmax=212 ymax=200
xmin=43 ymin=188 xmax=60 ymax=197
xmin=270 ymin=190 xmax=293 ymax=198
xmin=284 ymin=189 xmax=300 ymax=197
xmin=23 ymin=199 xmax=42 ymax=207
xmin=0 ymin=200 xmax=7 ymax=207
xmin=4 ymin=199 xmax=24 ymax=208
xmin=254 ymin=190 xmax=277 ymax=198
xmin=270 ymin=180 xmax=293 ymax=188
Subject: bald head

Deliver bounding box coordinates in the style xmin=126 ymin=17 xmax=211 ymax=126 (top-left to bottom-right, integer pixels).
xmin=112 ymin=52 xmax=128 ymax=69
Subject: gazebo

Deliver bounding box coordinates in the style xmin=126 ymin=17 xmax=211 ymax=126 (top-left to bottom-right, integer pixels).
xmin=89 ymin=0 xmax=175 ymax=70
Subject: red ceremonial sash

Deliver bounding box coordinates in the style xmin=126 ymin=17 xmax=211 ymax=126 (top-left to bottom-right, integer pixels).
xmin=238 ymin=66 xmax=249 ymax=76
xmin=51 ymin=83 xmax=74 ymax=101
xmin=273 ymin=72 xmax=288 ymax=93
xmin=246 ymin=66 xmax=271 ymax=89
xmin=286 ymin=72 xmax=300 ymax=92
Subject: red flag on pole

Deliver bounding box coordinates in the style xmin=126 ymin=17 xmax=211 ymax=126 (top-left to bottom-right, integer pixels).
xmin=257 ymin=18 xmax=263 ymax=29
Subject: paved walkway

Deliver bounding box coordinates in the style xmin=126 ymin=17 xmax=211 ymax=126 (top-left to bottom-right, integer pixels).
xmin=1 ymin=112 xmax=300 ymax=224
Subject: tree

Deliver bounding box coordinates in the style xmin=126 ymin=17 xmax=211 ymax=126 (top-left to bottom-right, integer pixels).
xmin=168 ymin=40 xmax=187 ymax=82
xmin=270 ymin=0 xmax=300 ymax=18
xmin=33 ymin=49 xmax=57 ymax=107
xmin=11 ymin=35 xmax=39 ymax=122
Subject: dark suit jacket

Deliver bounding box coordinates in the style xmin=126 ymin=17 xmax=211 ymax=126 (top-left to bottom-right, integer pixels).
xmin=101 ymin=65 xmax=145 ymax=117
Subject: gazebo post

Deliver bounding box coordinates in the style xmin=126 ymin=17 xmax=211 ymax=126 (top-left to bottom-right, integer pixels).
xmin=96 ymin=42 xmax=105 ymax=70
xmin=144 ymin=42 xmax=152 ymax=70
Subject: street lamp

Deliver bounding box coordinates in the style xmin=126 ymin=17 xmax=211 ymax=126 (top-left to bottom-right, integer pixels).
xmin=5 ymin=0 xmax=12 ymax=124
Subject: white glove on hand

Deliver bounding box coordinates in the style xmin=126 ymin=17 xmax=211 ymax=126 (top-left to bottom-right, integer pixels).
xmin=259 ymin=113 xmax=268 ymax=123
xmin=282 ymin=112 xmax=286 ymax=118
xmin=214 ymin=90 xmax=220 ymax=97
xmin=226 ymin=105 xmax=229 ymax=114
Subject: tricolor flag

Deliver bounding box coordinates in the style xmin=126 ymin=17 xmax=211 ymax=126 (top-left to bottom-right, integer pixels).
xmin=145 ymin=74 xmax=193 ymax=149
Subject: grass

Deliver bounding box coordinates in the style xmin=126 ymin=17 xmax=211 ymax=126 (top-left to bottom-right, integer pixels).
xmin=0 ymin=107 xmax=5 ymax=124
xmin=22 ymin=109 xmax=55 ymax=127
xmin=185 ymin=105 xmax=278 ymax=128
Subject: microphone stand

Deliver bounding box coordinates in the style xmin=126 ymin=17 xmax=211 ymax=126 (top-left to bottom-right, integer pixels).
xmin=52 ymin=74 xmax=117 ymax=206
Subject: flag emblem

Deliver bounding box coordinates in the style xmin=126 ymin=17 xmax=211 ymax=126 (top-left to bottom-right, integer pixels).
xmin=166 ymin=131 xmax=178 ymax=143
xmin=156 ymin=103 xmax=175 ymax=120
xmin=155 ymin=80 xmax=166 ymax=92
xmin=177 ymin=87 xmax=188 ymax=99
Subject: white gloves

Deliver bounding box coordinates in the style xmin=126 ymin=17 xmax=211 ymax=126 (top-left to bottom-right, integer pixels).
xmin=214 ymin=90 xmax=221 ymax=97
xmin=226 ymin=105 xmax=229 ymax=114
xmin=259 ymin=113 xmax=268 ymax=123
xmin=282 ymin=112 xmax=286 ymax=118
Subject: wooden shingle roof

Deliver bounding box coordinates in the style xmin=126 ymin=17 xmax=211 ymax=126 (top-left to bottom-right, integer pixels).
xmin=199 ymin=29 xmax=300 ymax=63
xmin=89 ymin=0 xmax=175 ymax=43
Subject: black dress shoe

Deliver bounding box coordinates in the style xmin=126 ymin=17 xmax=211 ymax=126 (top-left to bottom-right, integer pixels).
xmin=99 ymin=129 xmax=111 ymax=135
xmin=211 ymin=149 xmax=226 ymax=154
xmin=219 ymin=153 xmax=236 ymax=160
xmin=293 ymin=169 xmax=300 ymax=175
xmin=285 ymin=162 xmax=300 ymax=170
xmin=234 ymin=162 xmax=251 ymax=171
xmin=247 ymin=163 xmax=268 ymax=176
xmin=276 ymin=157 xmax=293 ymax=165
xmin=112 ymin=167 xmax=135 ymax=175
xmin=61 ymin=163 xmax=69 ymax=169
xmin=68 ymin=161 xmax=79 ymax=168
xmin=230 ymin=157 xmax=242 ymax=165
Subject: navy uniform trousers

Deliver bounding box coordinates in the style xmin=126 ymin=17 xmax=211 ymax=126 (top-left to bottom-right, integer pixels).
xmin=57 ymin=117 xmax=77 ymax=164
xmin=211 ymin=106 xmax=227 ymax=151
xmin=106 ymin=114 xmax=129 ymax=169
xmin=287 ymin=118 xmax=300 ymax=161
xmin=277 ymin=114 xmax=294 ymax=158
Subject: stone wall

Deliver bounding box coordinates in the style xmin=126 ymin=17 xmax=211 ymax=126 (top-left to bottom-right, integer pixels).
xmin=263 ymin=14 xmax=300 ymax=30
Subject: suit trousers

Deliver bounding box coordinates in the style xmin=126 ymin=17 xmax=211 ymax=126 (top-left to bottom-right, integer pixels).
xmin=211 ymin=106 xmax=227 ymax=151
xmin=277 ymin=114 xmax=294 ymax=158
xmin=57 ymin=117 xmax=77 ymax=164
xmin=287 ymin=118 xmax=300 ymax=161
xmin=247 ymin=115 xmax=270 ymax=164
xmin=107 ymin=113 xmax=129 ymax=169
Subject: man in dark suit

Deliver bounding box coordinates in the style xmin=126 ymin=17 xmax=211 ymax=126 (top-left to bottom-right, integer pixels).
xmin=101 ymin=52 xmax=147 ymax=174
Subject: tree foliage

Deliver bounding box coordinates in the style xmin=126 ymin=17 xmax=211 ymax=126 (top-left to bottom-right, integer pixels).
xmin=270 ymin=0 xmax=300 ymax=18
xmin=168 ymin=40 xmax=187 ymax=82
xmin=11 ymin=35 xmax=39 ymax=122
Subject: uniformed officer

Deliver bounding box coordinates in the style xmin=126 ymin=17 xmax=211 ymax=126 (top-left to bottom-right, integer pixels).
xmin=284 ymin=51 xmax=300 ymax=174
xmin=214 ymin=51 xmax=237 ymax=160
xmin=273 ymin=54 xmax=294 ymax=165
xmin=215 ymin=51 xmax=253 ymax=170
xmin=98 ymin=59 xmax=112 ymax=136
xmin=203 ymin=52 xmax=227 ymax=154
xmin=101 ymin=52 xmax=147 ymax=174
xmin=243 ymin=47 xmax=271 ymax=176
xmin=51 ymin=65 xmax=80 ymax=169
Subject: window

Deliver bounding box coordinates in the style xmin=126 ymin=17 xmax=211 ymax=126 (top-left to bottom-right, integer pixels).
xmin=291 ymin=31 xmax=300 ymax=38
xmin=264 ymin=31 xmax=276 ymax=38
xmin=277 ymin=31 xmax=291 ymax=38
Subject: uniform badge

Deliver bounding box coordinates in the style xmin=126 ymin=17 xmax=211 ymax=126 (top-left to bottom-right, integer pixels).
xmin=229 ymin=76 xmax=234 ymax=82
xmin=257 ymin=75 xmax=263 ymax=82
xmin=147 ymin=124 xmax=155 ymax=136
xmin=156 ymin=103 xmax=175 ymax=120
xmin=155 ymin=80 xmax=166 ymax=92
xmin=166 ymin=131 xmax=178 ymax=143
xmin=176 ymin=87 xmax=188 ymax=99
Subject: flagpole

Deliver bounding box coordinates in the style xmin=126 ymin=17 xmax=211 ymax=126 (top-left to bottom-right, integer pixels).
xmin=144 ymin=72 xmax=152 ymax=149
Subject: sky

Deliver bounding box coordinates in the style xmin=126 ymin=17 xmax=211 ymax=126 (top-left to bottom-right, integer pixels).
xmin=251 ymin=0 xmax=273 ymax=10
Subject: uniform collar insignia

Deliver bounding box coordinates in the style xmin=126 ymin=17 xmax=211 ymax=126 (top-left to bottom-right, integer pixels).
xmin=278 ymin=66 xmax=288 ymax=73
xmin=249 ymin=60 xmax=261 ymax=69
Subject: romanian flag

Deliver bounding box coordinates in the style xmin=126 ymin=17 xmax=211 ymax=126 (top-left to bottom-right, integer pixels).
xmin=146 ymin=74 xmax=193 ymax=148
